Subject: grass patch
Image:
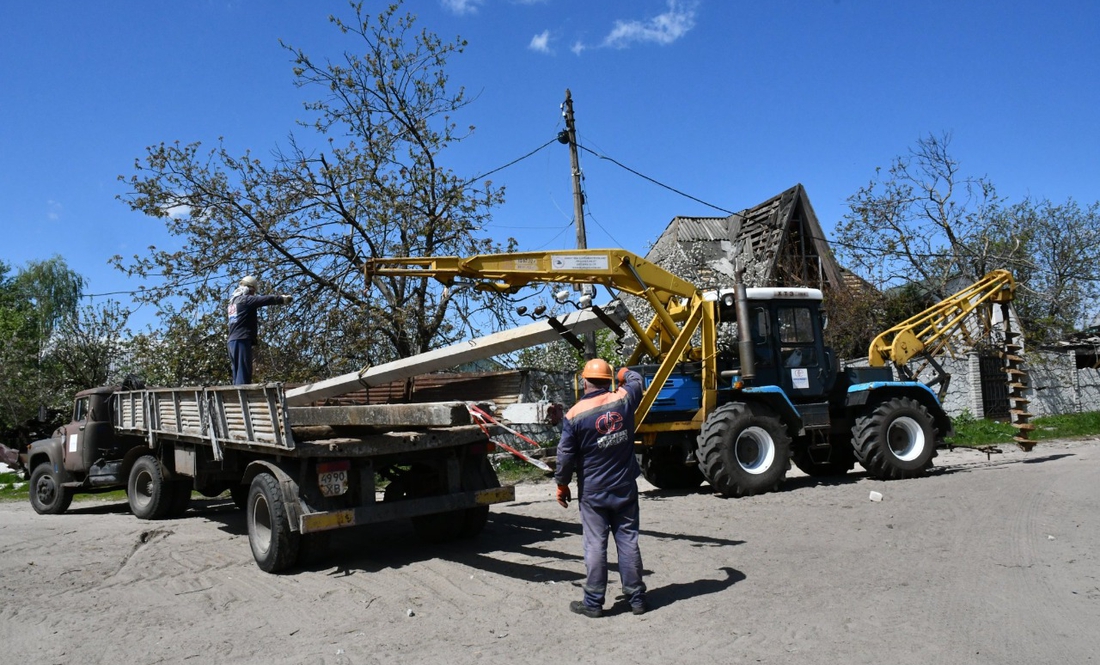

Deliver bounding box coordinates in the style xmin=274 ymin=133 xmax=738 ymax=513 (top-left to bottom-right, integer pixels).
xmin=0 ymin=472 xmax=26 ymax=501
xmin=0 ymin=472 xmax=129 ymax=504
xmin=947 ymin=409 xmax=1100 ymax=447
xmin=493 ymin=456 xmax=553 ymax=485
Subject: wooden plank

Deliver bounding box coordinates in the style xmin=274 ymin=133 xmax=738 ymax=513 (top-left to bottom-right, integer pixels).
xmin=285 ymin=307 xmax=622 ymax=405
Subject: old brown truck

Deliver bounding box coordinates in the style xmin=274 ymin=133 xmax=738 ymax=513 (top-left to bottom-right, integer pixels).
xmin=20 ymin=383 xmax=512 ymax=573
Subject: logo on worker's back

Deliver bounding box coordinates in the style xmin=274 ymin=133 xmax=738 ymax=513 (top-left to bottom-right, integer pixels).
xmin=596 ymin=411 xmax=623 ymax=434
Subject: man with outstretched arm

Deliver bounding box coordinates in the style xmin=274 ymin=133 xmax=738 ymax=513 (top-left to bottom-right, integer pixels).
xmin=555 ymin=358 xmax=648 ymax=618
xmin=227 ymin=275 xmax=291 ymax=385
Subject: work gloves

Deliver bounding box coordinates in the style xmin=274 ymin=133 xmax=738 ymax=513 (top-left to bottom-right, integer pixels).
xmin=281 ymin=295 xmax=293 ymax=305
xmin=616 ymin=366 xmax=629 ymax=383
xmin=555 ymin=484 xmax=571 ymax=508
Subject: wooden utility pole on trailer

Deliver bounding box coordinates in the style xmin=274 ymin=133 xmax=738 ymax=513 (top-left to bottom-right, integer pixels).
xmin=561 ymin=89 xmax=598 ymax=360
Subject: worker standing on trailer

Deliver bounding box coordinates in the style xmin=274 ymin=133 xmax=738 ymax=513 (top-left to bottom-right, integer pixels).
xmin=555 ymin=358 xmax=648 ymax=618
xmin=227 ymin=276 xmax=291 ymax=385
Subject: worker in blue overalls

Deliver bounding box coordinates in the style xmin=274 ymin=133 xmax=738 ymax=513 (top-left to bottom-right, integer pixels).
xmin=555 ymin=358 xmax=648 ymax=617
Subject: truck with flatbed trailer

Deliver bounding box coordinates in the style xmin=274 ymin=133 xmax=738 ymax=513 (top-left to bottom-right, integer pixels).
xmin=17 ymin=308 xmax=618 ymax=573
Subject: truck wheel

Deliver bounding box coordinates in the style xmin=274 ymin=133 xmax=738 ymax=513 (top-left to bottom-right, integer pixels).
xmin=128 ymin=455 xmax=172 ymax=520
xmin=638 ymin=446 xmax=704 ymax=490
xmin=247 ymin=472 xmax=300 ymax=573
xmin=698 ymin=402 xmax=791 ymax=497
xmin=29 ymin=464 xmax=73 ymax=515
xmin=792 ymin=438 xmax=856 ymax=477
xmin=852 ymin=396 xmax=937 ymax=479
xmin=458 ymin=455 xmax=501 ymax=538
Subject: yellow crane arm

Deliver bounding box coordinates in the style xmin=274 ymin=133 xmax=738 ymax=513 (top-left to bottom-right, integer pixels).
xmin=364 ymin=249 xmax=699 ymax=301
xmin=868 ymin=269 xmax=1017 ymax=366
xmin=365 ymin=248 xmax=720 ymax=428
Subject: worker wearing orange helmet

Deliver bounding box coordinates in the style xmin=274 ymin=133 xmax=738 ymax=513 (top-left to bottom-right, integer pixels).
xmin=555 ymin=358 xmax=648 ymax=618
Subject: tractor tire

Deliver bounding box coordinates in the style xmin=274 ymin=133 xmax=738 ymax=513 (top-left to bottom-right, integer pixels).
xmin=638 ymin=446 xmax=704 ymax=490
xmin=791 ymin=439 xmax=856 ymax=477
xmin=29 ymin=464 xmax=73 ymax=515
xmin=698 ymin=402 xmax=791 ymax=497
xmin=458 ymin=455 xmax=501 ymax=538
xmin=247 ymin=472 xmax=301 ymax=573
xmin=128 ymin=455 xmax=172 ymax=520
xmin=852 ymin=396 xmax=937 ymax=480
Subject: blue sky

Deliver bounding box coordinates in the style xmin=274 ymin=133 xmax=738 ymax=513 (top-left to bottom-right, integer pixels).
xmin=1 ymin=1 xmax=1097 ymax=330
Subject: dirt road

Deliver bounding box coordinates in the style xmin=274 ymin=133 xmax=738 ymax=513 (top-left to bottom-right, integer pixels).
xmin=2 ymin=439 xmax=1098 ymax=665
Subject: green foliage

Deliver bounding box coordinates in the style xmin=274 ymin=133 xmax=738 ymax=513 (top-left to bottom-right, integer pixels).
xmin=126 ymin=310 xmax=230 ymax=386
xmin=947 ymin=409 xmax=1100 ymax=447
xmin=492 ymin=456 xmax=552 ymax=485
xmin=515 ymin=328 xmax=627 ymax=372
xmin=0 ymin=257 xmax=87 ymax=449
xmin=1028 ymin=411 xmax=1100 ymax=439
xmin=945 ymin=410 xmax=1016 ymax=446
xmin=117 ymin=0 xmax=516 ymax=379
xmin=0 ymin=471 xmax=25 ymax=501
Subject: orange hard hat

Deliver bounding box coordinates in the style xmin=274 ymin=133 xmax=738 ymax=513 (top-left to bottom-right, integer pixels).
xmin=581 ymin=358 xmax=613 ymax=381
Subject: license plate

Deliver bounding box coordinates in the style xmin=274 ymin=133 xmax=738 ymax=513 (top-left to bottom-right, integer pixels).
xmin=317 ymin=461 xmax=349 ymax=497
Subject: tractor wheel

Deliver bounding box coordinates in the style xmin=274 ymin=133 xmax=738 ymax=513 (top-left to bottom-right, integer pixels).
xmin=29 ymin=464 xmax=73 ymax=515
xmin=458 ymin=455 xmax=501 ymax=538
xmin=128 ymin=455 xmax=172 ymax=520
xmin=638 ymin=445 xmax=704 ymax=490
xmin=852 ymin=396 xmax=937 ymax=480
xmin=698 ymin=402 xmax=791 ymax=497
xmin=791 ymin=438 xmax=856 ymax=477
xmin=247 ymin=472 xmax=300 ymax=573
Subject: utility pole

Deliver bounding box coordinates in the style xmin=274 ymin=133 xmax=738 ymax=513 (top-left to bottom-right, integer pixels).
xmin=561 ymin=89 xmax=598 ymax=360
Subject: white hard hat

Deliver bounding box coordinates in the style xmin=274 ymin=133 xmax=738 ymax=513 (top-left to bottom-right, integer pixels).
xmin=240 ymin=276 xmax=259 ymax=289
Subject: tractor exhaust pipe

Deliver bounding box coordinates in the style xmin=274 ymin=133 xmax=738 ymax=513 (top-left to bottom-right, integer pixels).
xmin=735 ymin=282 xmax=755 ymax=381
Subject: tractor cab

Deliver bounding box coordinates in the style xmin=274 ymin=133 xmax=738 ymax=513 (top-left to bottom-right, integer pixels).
xmin=716 ymin=286 xmax=835 ymax=401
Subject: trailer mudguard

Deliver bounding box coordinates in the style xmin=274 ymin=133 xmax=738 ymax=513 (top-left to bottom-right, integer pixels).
xmin=242 ymin=461 xmax=303 ymax=533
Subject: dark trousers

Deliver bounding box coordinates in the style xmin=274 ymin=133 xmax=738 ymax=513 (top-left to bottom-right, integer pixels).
xmin=228 ymin=339 xmax=253 ymax=385
xmin=578 ymin=483 xmax=646 ymax=609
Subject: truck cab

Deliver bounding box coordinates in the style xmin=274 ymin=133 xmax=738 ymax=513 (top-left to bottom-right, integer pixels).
xmin=25 ymin=386 xmax=144 ymax=514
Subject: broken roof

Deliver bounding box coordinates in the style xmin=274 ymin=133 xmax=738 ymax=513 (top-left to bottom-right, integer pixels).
xmin=646 ymin=184 xmax=847 ymax=292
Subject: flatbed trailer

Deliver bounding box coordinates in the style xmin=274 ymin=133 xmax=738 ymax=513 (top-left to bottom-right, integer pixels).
xmin=22 ymin=383 xmax=514 ymax=573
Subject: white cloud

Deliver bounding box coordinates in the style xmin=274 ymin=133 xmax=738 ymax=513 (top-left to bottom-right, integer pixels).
xmin=529 ymin=30 xmax=552 ymax=54
xmin=165 ymin=204 xmax=190 ymax=219
xmin=601 ymin=0 xmax=697 ymax=49
xmin=571 ymin=41 xmax=587 ymax=56
xmin=441 ymin=0 xmax=484 ymax=15
xmin=46 ymin=200 xmax=62 ymax=220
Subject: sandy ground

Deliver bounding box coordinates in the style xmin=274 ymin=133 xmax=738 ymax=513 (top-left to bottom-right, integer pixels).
xmin=1 ymin=440 xmax=1098 ymax=665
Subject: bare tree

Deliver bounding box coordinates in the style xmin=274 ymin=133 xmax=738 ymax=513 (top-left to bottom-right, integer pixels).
xmin=837 ymin=132 xmax=1004 ymax=297
xmin=837 ymin=132 xmax=1100 ymax=343
xmin=116 ymin=1 xmax=515 ymax=381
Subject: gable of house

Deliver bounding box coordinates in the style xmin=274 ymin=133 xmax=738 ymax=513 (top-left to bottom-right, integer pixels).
xmin=646 ymin=184 xmax=847 ymax=292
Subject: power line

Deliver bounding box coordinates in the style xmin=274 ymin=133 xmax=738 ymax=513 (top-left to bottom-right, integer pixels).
xmin=464 ymin=137 xmax=558 ymax=186
xmin=576 ymin=144 xmax=735 ymax=215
